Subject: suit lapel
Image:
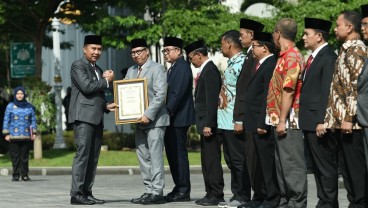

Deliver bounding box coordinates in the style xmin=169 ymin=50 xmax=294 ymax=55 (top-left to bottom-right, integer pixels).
xmin=303 ymin=46 xmax=328 ymax=84
xmin=139 ymin=59 xmax=152 ymax=78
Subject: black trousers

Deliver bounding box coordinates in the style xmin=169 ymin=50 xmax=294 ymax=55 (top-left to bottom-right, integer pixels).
xmin=304 ymin=130 xmax=338 ymax=208
xmin=70 ymin=121 xmax=102 ymax=197
xmin=253 ymin=131 xmax=280 ymax=207
xmin=245 ymin=132 xmax=264 ymax=201
xmin=334 ymin=129 xmax=368 ymax=208
xmin=200 ymin=129 xmax=224 ymax=199
xmin=219 ymin=129 xmax=251 ymax=201
xmin=164 ymin=126 xmax=191 ymax=194
xmin=9 ymin=140 xmax=31 ymax=178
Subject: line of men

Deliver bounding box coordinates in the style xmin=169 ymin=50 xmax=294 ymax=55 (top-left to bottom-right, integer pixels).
xmin=68 ymin=4 xmax=368 ymax=208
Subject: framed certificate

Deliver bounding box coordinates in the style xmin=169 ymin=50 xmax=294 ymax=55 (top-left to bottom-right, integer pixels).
xmin=113 ymin=78 xmax=148 ymax=124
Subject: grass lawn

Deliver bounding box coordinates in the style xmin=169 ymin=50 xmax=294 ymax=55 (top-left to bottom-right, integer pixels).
xmin=0 ymin=149 xmax=225 ymax=167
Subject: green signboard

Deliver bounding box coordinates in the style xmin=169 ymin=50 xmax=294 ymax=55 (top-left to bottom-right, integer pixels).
xmin=10 ymin=42 xmax=36 ymax=78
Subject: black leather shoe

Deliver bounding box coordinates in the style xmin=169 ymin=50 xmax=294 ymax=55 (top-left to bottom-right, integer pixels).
xmin=198 ymin=197 xmax=225 ymax=206
xmin=195 ymin=196 xmax=207 ymax=205
xmin=165 ymin=192 xmax=190 ymax=202
xmin=21 ymin=175 xmax=31 ymax=181
xmin=131 ymin=193 xmax=152 ymax=204
xmin=71 ymin=195 xmax=95 ymax=205
xmin=85 ymin=195 xmax=105 ymax=204
xmin=12 ymin=176 xmax=20 ymax=182
xmin=140 ymin=194 xmax=166 ymax=204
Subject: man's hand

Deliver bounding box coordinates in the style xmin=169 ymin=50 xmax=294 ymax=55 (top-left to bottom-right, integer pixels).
xmin=107 ymin=103 xmax=118 ymax=112
xmin=341 ymin=121 xmax=353 ymax=134
xmin=276 ymin=121 xmax=287 ymax=136
xmin=316 ymin=124 xmax=326 ymax=137
xmin=31 ymin=134 xmax=36 ymax=141
xmin=257 ymin=128 xmax=267 ymax=135
xmin=137 ymin=115 xmax=150 ymax=124
xmin=203 ymin=127 xmax=212 ymax=137
xmin=234 ymin=123 xmax=244 ymax=134
xmin=103 ymin=70 xmax=115 ymax=82
xmin=5 ymin=135 xmax=10 ymax=141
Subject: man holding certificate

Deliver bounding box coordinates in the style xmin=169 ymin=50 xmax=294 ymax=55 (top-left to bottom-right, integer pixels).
xmin=125 ymin=39 xmax=169 ymax=205
xmin=162 ymin=37 xmax=195 ymax=202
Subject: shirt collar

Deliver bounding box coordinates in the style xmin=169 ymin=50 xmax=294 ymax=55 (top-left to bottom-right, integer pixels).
xmin=227 ymin=52 xmax=243 ymax=65
xmin=342 ymin=39 xmax=365 ymax=50
xmin=258 ymin=54 xmax=274 ymax=65
xmin=199 ymin=59 xmax=211 ymax=73
xmin=311 ymin=42 xmax=328 ymax=58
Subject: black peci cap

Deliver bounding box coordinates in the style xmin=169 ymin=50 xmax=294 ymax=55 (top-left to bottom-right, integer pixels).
xmin=84 ymin=35 xmax=102 ymax=45
xmin=130 ymin=39 xmax=148 ymax=49
xmin=361 ymin=4 xmax=368 ymax=18
xmin=239 ymin=18 xmax=264 ymax=32
xmin=253 ymin=32 xmax=273 ymax=43
xmin=304 ymin=18 xmax=332 ymax=33
xmin=184 ymin=40 xmax=205 ymax=55
xmin=163 ymin=37 xmax=184 ymax=48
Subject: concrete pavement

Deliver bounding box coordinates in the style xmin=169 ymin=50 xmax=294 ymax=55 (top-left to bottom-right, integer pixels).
xmin=0 ymin=173 xmax=349 ymax=208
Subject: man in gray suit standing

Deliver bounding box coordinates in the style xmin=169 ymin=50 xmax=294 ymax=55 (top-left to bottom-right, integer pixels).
xmin=69 ymin=35 xmax=115 ymax=205
xmin=126 ymin=39 xmax=169 ymax=205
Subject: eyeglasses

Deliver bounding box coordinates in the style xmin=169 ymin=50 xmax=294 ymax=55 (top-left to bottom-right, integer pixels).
xmin=188 ymin=52 xmax=198 ymax=62
xmin=252 ymin=44 xmax=263 ymax=48
xmin=161 ymin=47 xmax=178 ymax=55
xmin=131 ymin=48 xmax=147 ymax=57
xmin=362 ymin=22 xmax=368 ymax=29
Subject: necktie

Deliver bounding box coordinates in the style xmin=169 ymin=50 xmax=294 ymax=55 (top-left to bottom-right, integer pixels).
xmin=194 ymin=72 xmax=201 ymax=88
xmin=255 ymin=62 xmax=260 ymax=72
xmin=304 ymin=55 xmax=313 ymax=74
xmin=137 ymin=66 xmax=142 ymax=78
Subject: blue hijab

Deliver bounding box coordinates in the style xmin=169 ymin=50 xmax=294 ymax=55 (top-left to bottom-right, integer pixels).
xmin=13 ymin=86 xmax=33 ymax=108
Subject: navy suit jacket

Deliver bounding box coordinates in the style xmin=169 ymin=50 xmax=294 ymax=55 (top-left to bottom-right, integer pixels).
xmin=299 ymin=45 xmax=337 ymax=131
xmin=194 ymin=60 xmax=221 ymax=134
xmin=244 ymin=55 xmax=276 ymax=132
xmin=358 ymin=58 xmax=368 ymax=127
xmin=166 ymin=56 xmax=195 ymax=127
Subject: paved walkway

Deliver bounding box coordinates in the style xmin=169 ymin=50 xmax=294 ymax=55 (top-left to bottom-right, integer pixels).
xmin=0 ymin=173 xmax=349 ymax=208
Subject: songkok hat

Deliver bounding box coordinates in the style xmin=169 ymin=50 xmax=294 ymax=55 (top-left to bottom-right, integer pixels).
xmin=304 ymin=18 xmax=332 ymax=33
xmin=84 ymin=35 xmax=102 ymax=45
xmin=361 ymin=4 xmax=368 ymax=18
xmin=130 ymin=39 xmax=148 ymax=49
xmin=239 ymin=18 xmax=264 ymax=32
xmin=163 ymin=37 xmax=184 ymax=48
xmin=253 ymin=32 xmax=273 ymax=43
xmin=184 ymin=40 xmax=205 ymax=55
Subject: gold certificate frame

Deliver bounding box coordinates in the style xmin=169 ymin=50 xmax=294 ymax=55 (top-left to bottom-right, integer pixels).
xmin=113 ymin=78 xmax=148 ymax=124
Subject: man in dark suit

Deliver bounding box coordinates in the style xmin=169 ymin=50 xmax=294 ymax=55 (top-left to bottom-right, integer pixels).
xmin=126 ymin=39 xmax=169 ymax=205
xmin=234 ymin=18 xmax=265 ymax=205
xmin=184 ymin=40 xmax=223 ymax=206
xmin=69 ymin=35 xmax=115 ymax=205
xmin=240 ymin=32 xmax=279 ymax=208
xmin=358 ymin=4 xmax=368 ymax=172
xmin=162 ymin=37 xmax=195 ymax=202
xmin=299 ymin=18 xmax=338 ymax=208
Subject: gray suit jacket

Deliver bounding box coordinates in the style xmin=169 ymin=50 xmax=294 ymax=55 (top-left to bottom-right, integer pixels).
xmin=357 ymin=58 xmax=368 ymax=127
xmin=68 ymin=56 xmax=109 ymax=125
xmin=125 ymin=59 xmax=169 ymax=129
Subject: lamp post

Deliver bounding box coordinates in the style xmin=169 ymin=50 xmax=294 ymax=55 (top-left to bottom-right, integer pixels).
xmin=52 ymin=0 xmax=67 ymax=149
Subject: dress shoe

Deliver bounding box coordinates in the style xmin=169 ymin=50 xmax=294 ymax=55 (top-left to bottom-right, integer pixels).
xmin=140 ymin=194 xmax=166 ymax=204
xmin=198 ymin=197 xmax=225 ymax=206
xmin=131 ymin=193 xmax=151 ymax=204
xmin=85 ymin=195 xmax=105 ymax=204
xmin=165 ymin=192 xmax=190 ymax=202
xmin=238 ymin=200 xmax=263 ymax=208
xmin=195 ymin=196 xmax=208 ymax=204
xmin=21 ymin=175 xmax=31 ymax=181
xmin=71 ymin=195 xmax=95 ymax=205
xmin=12 ymin=176 xmax=20 ymax=182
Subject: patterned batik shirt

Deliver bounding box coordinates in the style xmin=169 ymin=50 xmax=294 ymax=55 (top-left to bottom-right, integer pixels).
xmin=266 ymin=45 xmax=305 ymax=129
xmin=218 ymin=52 xmax=245 ymax=130
xmin=325 ymin=39 xmax=367 ymax=129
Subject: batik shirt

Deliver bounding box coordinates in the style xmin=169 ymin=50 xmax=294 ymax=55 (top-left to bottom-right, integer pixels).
xmin=218 ymin=52 xmax=245 ymax=130
xmin=266 ymin=45 xmax=304 ymax=129
xmin=2 ymin=102 xmax=37 ymax=140
xmin=325 ymin=39 xmax=367 ymax=129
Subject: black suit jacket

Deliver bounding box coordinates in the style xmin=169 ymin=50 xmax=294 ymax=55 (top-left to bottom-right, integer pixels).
xmin=244 ymin=55 xmax=276 ymax=132
xmin=233 ymin=49 xmax=257 ymax=122
xmin=166 ymin=56 xmax=195 ymax=127
xmin=194 ymin=60 xmax=221 ymax=134
xmin=358 ymin=59 xmax=368 ymax=127
xmin=299 ymin=45 xmax=337 ymax=131
xmin=68 ymin=56 xmax=110 ymax=126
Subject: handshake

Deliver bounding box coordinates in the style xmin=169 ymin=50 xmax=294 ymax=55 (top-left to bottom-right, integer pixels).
xmin=103 ymin=70 xmax=115 ymax=82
